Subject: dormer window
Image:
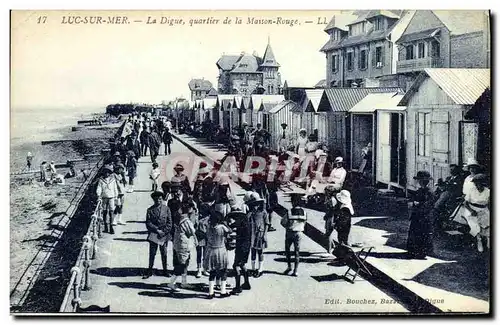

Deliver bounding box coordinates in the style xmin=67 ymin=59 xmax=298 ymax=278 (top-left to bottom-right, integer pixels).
xmin=240 ymin=64 xmax=248 ymax=68
xmin=349 ymin=22 xmax=366 ymax=36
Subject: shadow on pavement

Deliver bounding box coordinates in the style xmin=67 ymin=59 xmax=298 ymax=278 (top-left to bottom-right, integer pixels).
xmin=127 ymin=220 xmax=145 ymax=224
xmin=92 ymin=267 xmax=151 ymax=277
xmin=113 ymin=237 xmax=147 ymax=242
xmin=138 ymin=290 xmax=206 ymax=299
xmin=353 ymin=209 xmax=490 ymax=302
xmin=109 ymin=281 xmax=161 ymax=291
xmin=311 ymin=273 xmax=352 ymax=283
xmin=122 ymin=231 xmax=148 ymax=235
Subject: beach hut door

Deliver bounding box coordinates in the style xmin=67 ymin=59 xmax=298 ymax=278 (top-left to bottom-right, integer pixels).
xmin=377 ymin=112 xmax=391 ymax=184
xmin=430 ymin=111 xmax=450 ymax=182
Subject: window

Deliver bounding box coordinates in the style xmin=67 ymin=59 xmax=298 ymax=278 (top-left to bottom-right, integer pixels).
xmin=418 ymin=112 xmax=431 ymax=157
xmin=359 ymin=49 xmax=367 ymax=70
xmin=347 ymin=51 xmax=354 ymax=71
xmin=268 ymin=85 xmax=271 ymax=93
xmin=331 ymin=54 xmax=338 ymax=73
xmin=271 ymin=85 xmax=274 ymax=94
xmin=374 ymin=17 xmax=383 ymax=30
xmin=418 ymin=42 xmax=425 ymax=59
xmin=431 ymin=40 xmax=440 ymax=58
xmin=406 ymin=45 xmax=414 ymax=60
xmin=375 ymin=46 xmax=383 ymax=67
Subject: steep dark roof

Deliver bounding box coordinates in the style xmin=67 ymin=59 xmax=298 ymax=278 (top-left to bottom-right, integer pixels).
xmin=260 ymin=43 xmax=280 ymax=68
xmin=230 ymin=54 xmax=261 ymax=73
xmin=188 ymin=79 xmax=213 ymax=91
xmin=397 ymin=28 xmax=441 ymax=44
xmin=216 ymin=55 xmax=241 ymax=71
xmin=365 ymin=10 xmax=401 ymax=20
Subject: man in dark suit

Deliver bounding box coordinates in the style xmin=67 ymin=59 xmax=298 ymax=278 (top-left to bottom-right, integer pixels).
xmin=143 ymin=191 xmax=172 ymax=278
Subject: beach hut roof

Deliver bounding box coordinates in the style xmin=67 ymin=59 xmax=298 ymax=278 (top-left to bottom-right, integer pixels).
xmin=269 ymin=100 xmax=297 ymax=114
xmin=350 ymin=92 xmax=405 ymax=113
xmin=250 ymin=95 xmax=285 ymax=111
xmin=400 ymin=69 xmax=490 ymax=106
xmin=232 ymin=95 xmax=244 ymax=108
xmin=323 ymin=87 xmax=402 ymax=112
xmin=303 ymin=89 xmax=324 ymax=113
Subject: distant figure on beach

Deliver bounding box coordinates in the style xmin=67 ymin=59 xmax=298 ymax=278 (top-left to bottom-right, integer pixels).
xmin=49 ymin=161 xmax=57 ymax=180
xmin=40 ymin=161 xmax=48 ymax=182
xmin=26 ymin=152 xmax=33 ymax=171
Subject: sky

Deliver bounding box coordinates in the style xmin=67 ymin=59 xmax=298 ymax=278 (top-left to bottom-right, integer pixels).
xmin=11 ymin=10 xmax=359 ymax=109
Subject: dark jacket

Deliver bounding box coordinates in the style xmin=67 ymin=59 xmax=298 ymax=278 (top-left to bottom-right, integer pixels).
xmin=162 ymin=131 xmax=173 ymax=144
xmin=146 ymin=204 xmax=173 ymax=241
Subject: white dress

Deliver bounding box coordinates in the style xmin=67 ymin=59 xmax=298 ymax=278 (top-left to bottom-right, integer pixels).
xmin=296 ymin=136 xmax=308 ymax=157
xmin=458 ymin=187 xmax=490 ymax=237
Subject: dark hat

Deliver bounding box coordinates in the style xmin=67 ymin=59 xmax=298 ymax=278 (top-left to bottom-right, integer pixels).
xmin=472 ymin=173 xmax=488 ymax=185
xmin=151 ymin=190 xmax=164 ymax=199
xmin=413 ymin=170 xmax=432 ymax=180
xmin=281 ymin=123 xmax=288 ymax=128
xmin=174 ymin=163 xmax=184 ymax=171
xmin=114 ymin=163 xmax=125 ymax=170
xmin=199 ymin=161 xmax=208 ymax=169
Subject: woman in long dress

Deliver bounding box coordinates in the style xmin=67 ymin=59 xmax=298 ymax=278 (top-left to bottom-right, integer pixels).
xmin=459 ymin=174 xmax=490 ymax=252
xmin=295 ymin=128 xmax=308 ymax=158
xmin=203 ymin=210 xmax=232 ymax=299
xmin=406 ymin=171 xmax=434 ymax=259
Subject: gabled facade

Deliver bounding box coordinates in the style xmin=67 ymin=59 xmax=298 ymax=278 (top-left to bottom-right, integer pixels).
xmin=395 ymin=10 xmax=490 ymax=75
xmin=216 ymin=41 xmax=282 ymax=96
xmin=188 ymin=78 xmax=213 ymax=101
xmin=321 ymin=10 xmax=412 ymax=88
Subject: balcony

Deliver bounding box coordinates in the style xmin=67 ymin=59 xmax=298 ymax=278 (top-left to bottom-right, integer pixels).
xmin=396 ymin=57 xmax=444 ymax=73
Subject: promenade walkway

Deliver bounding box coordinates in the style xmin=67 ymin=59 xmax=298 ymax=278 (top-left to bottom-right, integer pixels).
xmin=79 ymin=138 xmax=408 ymax=314
xmin=173 ymin=134 xmax=490 ymax=314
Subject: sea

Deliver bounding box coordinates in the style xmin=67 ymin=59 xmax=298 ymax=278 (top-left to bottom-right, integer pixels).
xmin=11 ymin=106 xmax=105 ymax=146
xmin=10 ymin=106 xmax=106 ymax=171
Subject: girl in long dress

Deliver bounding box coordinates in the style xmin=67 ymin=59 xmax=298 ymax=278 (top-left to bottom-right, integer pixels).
xmin=406 ymin=171 xmax=434 ymax=259
xmin=204 ymin=211 xmax=232 ymax=299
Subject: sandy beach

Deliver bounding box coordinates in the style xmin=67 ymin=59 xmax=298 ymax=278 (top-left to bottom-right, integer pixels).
xmin=10 ymin=107 xmax=121 ymax=295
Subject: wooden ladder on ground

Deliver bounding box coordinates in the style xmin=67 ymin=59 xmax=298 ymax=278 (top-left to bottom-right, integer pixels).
xmin=343 ymin=246 xmax=374 ymax=283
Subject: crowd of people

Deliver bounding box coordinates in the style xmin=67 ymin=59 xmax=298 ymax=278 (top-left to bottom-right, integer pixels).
xmin=92 ymin=111 xmax=490 ymax=300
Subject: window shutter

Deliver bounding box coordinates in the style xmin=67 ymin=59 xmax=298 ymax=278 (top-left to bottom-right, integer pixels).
xmin=381 ymin=44 xmax=385 ymax=67
xmin=372 ymin=47 xmax=376 ymax=68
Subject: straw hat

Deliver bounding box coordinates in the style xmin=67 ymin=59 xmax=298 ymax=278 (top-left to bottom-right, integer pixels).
xmin=246 ymin=192 xmax=265 ymax=206
xmin=334 ymin=156 xmax=344 ymax=164
xmin=465 ymin=158 xmax=481 ymax=168
xmin=103 ymin=164 xmax=114 ymax=173
xmin=413 ymin=170 xmax=432 ymax=180
xmin=299 ymin=128 xmax=307 ymax=134
xmin=336 ymin=190 xmax=352 ymax=205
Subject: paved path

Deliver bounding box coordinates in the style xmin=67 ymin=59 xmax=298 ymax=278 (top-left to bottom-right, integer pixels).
xmin=173 ymin=134 xmax=490 ymax=314
xmin=79 ymin=139 xmax=409 ymax=314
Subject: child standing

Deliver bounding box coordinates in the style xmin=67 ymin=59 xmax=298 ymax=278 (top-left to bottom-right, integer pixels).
xmin=168 ymin=201 xmax=197 ymax=292
xmin=113 ymin=163 xmax=127 ymax=226
xmin=248 ymin=193 xmax=270 ymax=278
xmin=230 ymin=207 xmax=252 ymax=295
xmin=126 ymin=151 xmax=137 ymax=193
xmin=204 ymin=211 xmax=232 ymax=299
xmin=150 ymin=162 xmax=161 ymax=192
xmin=171 ymin=163 xmax=192 ymax=197
xmin=281 ymin=193 xmax=307 ymax=276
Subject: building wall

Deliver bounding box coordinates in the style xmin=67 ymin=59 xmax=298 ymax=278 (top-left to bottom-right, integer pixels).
xmin=191 ymin=90 xmax=209 ymax=101
xmin=262 ymin=68 xmax=281 ymax=95
xmin=229 ymin=73 xmax=263 ymax=96
xmin=450 ymin=31 xmax=486 ymax=68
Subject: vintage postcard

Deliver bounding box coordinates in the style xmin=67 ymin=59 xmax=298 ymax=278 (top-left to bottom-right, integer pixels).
xmin=10 ymin=9 xmax=491 ymax=315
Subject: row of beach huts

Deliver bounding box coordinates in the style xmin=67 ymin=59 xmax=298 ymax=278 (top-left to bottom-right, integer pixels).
xmin=178 ymin=68 xmax=490 ymax=192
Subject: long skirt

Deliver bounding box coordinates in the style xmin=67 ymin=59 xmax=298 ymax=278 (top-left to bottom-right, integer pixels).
xmin=407 ymin=215 xmax=433 ymax=256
